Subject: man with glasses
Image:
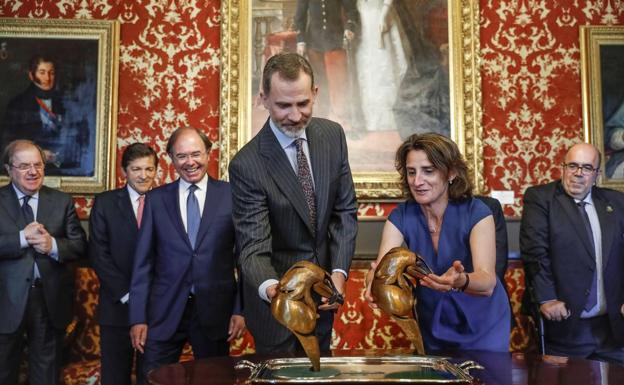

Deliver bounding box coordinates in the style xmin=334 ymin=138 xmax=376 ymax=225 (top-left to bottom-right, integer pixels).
xmin=128 ymin=128 xmax=245 ymax=385
xmin=0 ymin=139 xmax=86 ymax=385
xmin=521 ymin=143 xmax=624 ymax=363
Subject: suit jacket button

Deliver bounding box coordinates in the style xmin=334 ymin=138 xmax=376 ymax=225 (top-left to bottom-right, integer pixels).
xmin=192 ymin=253 xmax=197 ymax=258
xmin=585 ymin=289 xmax=590 ymax=296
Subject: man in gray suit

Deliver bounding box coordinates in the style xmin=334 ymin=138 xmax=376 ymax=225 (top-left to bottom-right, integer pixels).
xmin=229 ymin=52 xmax=357 ymax=353
xmin=0 ymin=139 xmax=87 ymax=385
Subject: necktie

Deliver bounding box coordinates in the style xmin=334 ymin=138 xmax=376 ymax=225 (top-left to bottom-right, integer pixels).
xmin=136 ymin=195 xmax=145 ymax=228
xmin=22 ymin=195 xmax=34 ymax=223
xmin=577 ymin=201 xmax=597 ymax=311
xmin=186 ymin=184 xmax=200 ymax=248
xmin=295 ymin=139 xmax=316 ymax=234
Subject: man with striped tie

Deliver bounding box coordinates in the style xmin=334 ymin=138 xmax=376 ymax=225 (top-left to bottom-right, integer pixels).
xmin=89 ymin=143 xmax=158 ymax=385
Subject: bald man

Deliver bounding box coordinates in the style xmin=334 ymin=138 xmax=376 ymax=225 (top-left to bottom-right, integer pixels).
xmin=521 ymin=143 xmax=624 ymax=363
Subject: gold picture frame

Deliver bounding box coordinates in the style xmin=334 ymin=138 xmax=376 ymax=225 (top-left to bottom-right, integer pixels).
xmin=581 ymin=25 xmax=624 ymax=190
xmin=219 ymin=0 xmax=483 ymax=199
xmin=0 ymin=18 xmax=119 ymax=195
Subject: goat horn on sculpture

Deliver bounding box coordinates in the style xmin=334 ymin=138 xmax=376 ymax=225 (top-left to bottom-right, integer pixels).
xmin=271 ymin=260 xmax=343 ymax=372
xmin=371 ymin=246 xmax=429 ymax=355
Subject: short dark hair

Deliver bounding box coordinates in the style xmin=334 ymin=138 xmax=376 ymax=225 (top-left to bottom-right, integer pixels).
xmin=121 ymin=143 xmax=158 ymax=171
xmin=29 ymin=54 xmax=56 ymax=76
xmin=2 ymin=140 xmax=46 ymax=173
xmin=262 ymin=52 xmax=315 ymax=95
xmin=395 ymin=133 xmax=473 ymax=201
xmin=166 ymin=127 xmax=212 ymax=155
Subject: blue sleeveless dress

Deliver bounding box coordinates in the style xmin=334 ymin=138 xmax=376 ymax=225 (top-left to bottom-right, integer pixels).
xmin=388 ymin=198 xmax=510 ymax=352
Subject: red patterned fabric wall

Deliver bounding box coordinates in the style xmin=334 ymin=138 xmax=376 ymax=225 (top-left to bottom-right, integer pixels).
xmin=2 ymin=1 xmax=624 ymax=219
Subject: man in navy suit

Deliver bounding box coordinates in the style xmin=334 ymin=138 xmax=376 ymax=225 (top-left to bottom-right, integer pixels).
xmin=521 ymin=143 xmax=624 ymax=363
xmin=129 ymin=128 xmax=245 ymax=384
xmin=0 ymin=140 xmax=86 ymax=385
xmin=89 ymin=143 xmax=158 ymax=385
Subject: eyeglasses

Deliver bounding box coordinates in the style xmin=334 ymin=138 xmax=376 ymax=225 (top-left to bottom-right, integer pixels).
xmin=173 ymin=151 xmax=206 ymax=162
xmin=562 ymin=162 xmax=598 ymax=175
xmin=10 ymin=162 xmax=45 ymax=172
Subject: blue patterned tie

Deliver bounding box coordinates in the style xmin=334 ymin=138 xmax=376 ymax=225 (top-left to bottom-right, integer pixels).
xmin=295 ymin=139 xmax=316 ymax=234
xmin=186 ymin=184 xmax=200 ymax=248
xmin=22 ymin=195 xmax=34 ymax=223
xmin=577 ymin=201 xmax=597 ymax=311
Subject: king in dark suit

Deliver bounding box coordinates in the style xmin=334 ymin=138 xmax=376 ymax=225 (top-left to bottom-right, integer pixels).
xmin=0 ymin=140 xmax=87 ymax=385
xmin=129 ymin=128 xmax=245 ymax=385
xmin=229 ymin=53 xmax=358 ymax=353
xmin=89 ymin=143 xmax=158 ymax=385
xmin=521 ymin=143 xmax=624 ymax=363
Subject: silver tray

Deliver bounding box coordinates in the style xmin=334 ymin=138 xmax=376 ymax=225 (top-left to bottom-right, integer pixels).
xmin=235 ymin=356 xmax=483 ymax=383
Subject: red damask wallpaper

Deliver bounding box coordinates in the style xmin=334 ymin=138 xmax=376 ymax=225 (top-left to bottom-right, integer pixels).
xmin=1 ymin=1 xmax=624 ymax=219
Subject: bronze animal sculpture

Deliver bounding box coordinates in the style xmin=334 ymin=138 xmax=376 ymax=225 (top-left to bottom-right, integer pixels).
xmin=271 ymin=261 xmax=343 ymax=372
xmin=371 ymin=246 xmax=430 ymax=355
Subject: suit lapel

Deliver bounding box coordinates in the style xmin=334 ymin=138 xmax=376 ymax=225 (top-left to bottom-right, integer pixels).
xmin=308 ymin=120 xmax=329 ymax=233
xmin=554 ymin=186 xmax=595 ymax=264
xmin=194 ymin=177 xmax=219 ymax=247
xmin=258 ymin=120 xmax=314 ymax=235
xmin=36 ymin=188 xmax=54 ymax=226
xmin=116 ymin=188 xmax=138 ymax=235
xmin=164 ymin=180 xmax=193 ymax=248
xmin=592 ymin=189 xmax=615 ymax=268
xmin=0 ymin=185 xmax=22 ymax=226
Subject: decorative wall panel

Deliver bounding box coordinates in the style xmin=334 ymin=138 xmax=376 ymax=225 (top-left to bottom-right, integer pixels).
xmin=3 ymin=0 xmax=623 ymax=219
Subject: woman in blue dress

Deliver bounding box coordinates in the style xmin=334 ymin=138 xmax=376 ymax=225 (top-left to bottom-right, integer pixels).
xmin=365 ymin=133 xmax=510 ymax=352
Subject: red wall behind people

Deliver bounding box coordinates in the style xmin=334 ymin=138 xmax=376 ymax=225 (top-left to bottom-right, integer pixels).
xmin=1 ymin=1 xmax=623 ymax=218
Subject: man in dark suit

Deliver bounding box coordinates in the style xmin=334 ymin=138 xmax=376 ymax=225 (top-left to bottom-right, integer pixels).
xmin=521 ymin=143 xmax=624 ymax=363
xmin=129 ymin=128 xmax=245 ymax=384
xmin=0 ymin=139 xmax=87 ymax=385
xmin=229 ymin=53 xmax=358 ymax=353
xmin=295 ymin=0 xmax=358 ymax=123
xmin=89 ymin=143 xmax=158 ymax=385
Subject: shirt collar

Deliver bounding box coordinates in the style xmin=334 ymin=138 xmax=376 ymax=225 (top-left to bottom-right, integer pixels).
xmin=126 ymin=184 xmax=142 ymax=202
xmin=574 ymin=190 xmax=594 ymax=206
xmin=12 ymin=184 xmax=39 ymax=201
xmin=269 ymin=119 xmax=308 ymax=149
xmin=179 ymin=173 xmax=208 ymax=192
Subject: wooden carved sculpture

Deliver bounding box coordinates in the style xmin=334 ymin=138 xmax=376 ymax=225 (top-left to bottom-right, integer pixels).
xmin=371 ymin=246 xmax=430 ymax=355
xmin=271 ymin=261 xmax=343 ymax=372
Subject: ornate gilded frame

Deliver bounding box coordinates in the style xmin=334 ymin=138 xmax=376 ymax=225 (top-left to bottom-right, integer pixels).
xmin=0 ymin=18 xmax=119 ymax=195
xmin=581 ymin=25 xmax=624 ymax=191
xmin=219 ymin=0 xmax=483 ymax=199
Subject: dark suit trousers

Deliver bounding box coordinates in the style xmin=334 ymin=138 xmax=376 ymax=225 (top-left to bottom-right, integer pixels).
xmin=546 ymin=315 xmax=624 ymax=364
xmin=100 ymin=324 xmax=143 ymax=385
xmin=0 ymin=285 xmax=63 ymax=385
xmin=254 ymin=309 xmax=334 ymax=355
xmin=138 ymin=296 xmax=228 ymax=385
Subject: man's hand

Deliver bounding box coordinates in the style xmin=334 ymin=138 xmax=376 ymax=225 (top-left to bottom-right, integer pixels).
xmin=344 ymin=29 xmax=355 ymax=42
xmin=130 ymin=323 xmax=148 ymax=353
xmin=318 ymin=271 xmax=345 ymax=311
xmin=227 ymin=315 xmax=246 ymax=342
xmin=620 ymin=304 xmax=624 ymax=318
xmin=25 ymin=224 xmax=53 ymax=254
xmin=540 ymin=300 xmax=570 ymax=322
xmin=266 ymin=283 xmax=279 ymax=301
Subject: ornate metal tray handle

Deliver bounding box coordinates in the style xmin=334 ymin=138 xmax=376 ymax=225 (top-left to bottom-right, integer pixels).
xmin=235 ymin=359 xmax=262 ymax=377
xmin=371 ymin=247 xmax=431 ymax=355
xmin=271 ymin=260 xmax=343 ymax=372
xmin=457 ymin=360 xmax=485 ymax=374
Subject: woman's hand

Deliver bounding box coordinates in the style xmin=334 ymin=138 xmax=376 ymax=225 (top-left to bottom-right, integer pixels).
xmin=364 ymin=260 xmax=379 ymax=308
xmin=420 ymin=260 xmax=466 ymax=292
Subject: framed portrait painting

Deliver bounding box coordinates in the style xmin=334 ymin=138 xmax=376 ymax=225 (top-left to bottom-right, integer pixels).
xmin=219 ymin=0 xmax=484 ymax=199
xmin=0 ymin=18 xmax=119 ymax=194
xmin=581 ymin=26 xmax=624 ymax=191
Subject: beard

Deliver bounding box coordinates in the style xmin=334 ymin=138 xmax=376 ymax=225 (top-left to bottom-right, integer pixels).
xmin=275 ymin=119 xmax=310 ymax=139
